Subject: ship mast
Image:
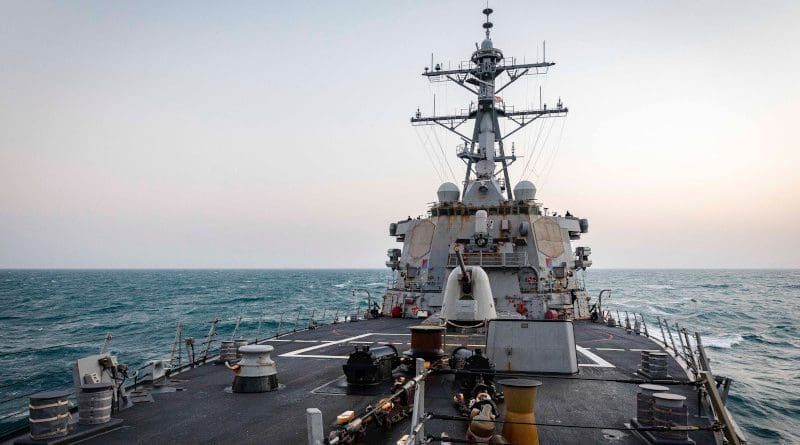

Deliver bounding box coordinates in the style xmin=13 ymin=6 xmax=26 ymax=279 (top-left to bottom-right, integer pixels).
xmin=411 ymin=8 xmax=568 ymax=200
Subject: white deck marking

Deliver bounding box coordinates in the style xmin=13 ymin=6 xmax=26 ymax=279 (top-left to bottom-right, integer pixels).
xmin=310 ymin=375 xmax=347 ymax=395
xmin=595 ymin=348 xmax=625 ymax=351
xmin=265 ymin=339 xmax=334 ymax=344
xmin=629 ymin=349 xmax=661 ymax=352
xmin=576 ymin=345 xmax=615 ymax=368
xmin=281 ymin=334 xmax=616 ymax=367
xmin=280 ymin=333 xmax=373 ymax=359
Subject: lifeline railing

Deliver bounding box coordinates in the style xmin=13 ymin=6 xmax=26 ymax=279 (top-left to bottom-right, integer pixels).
xmin=446 ymin=252 xmax=529 ymax=268
xmin=600 ymin=307 xmax=746 ymax=445
xmin=0 ymin=300 xmax=376 ymax=438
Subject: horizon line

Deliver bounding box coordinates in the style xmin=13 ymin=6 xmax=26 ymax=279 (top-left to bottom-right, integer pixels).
xmin=1 ymin=267 xmax=798 ymax=271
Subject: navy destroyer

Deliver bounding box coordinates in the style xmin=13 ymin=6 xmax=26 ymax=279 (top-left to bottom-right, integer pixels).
xmin=1 ymin=8 xmax=747 ymax=445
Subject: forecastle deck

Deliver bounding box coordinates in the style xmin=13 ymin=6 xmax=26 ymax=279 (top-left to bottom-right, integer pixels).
xmin=10 ymin=317 xmax=727 ymax=445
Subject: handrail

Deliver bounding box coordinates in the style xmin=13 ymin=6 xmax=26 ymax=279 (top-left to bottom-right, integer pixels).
xmin=0 ymin=299 xmax=377 ymax=438
xmin=603 ymin=307 xmax=748 ymax=444
xmin=699 ymin=371 xmax=742 ymax=445
xmin=446 ymin=251 xmax=529 ymax=268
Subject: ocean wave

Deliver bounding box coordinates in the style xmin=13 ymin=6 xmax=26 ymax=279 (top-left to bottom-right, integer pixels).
xmin=643 ymin=284 xmax=675 ymax=290
xmin=696 ymin=311 xmax=722 ymax=321
xmin=365 ymin=282 xmax=386 ymax=287
xmin=696 ymin=283 xmax=731 ymax=289
xmin=742 ymin=333 xmax=796 ymax=348
xmin=217 ymin=295 xmax=263 ymax=304
xmin=643 ymin=306 xmax=680 ymax=316
xmin=703 ymin=334 xmax=744 ymax=349
xmin=333 ymin=280 xmax=353 ymax=288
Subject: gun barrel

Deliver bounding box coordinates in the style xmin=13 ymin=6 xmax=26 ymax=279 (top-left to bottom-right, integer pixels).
xmin=456 ymin=250 xmax=471 ymax=284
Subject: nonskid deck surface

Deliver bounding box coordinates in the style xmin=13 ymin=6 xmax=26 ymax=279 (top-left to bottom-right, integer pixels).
xmin=79 ymin=318 xmax=716 ymax=444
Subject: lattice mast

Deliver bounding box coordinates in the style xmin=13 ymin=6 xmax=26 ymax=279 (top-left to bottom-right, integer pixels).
xmin=412 ymin=8 xmax=568 ymax=200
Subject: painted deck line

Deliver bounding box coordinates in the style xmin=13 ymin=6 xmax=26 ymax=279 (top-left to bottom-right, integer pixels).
xmin=264 ymin=339 xmax=335 ymax=344
xmin=289 ymin=354 xmax=349 ymax=359
xmin=310 ymin=375 xmax=347 ymax=395
xmin=281 ymin=335 xmax=615 ymax=368
xmin=280 ymin=333 xmax=373 ymax=358
xmin=595 ymin=348 xmax=625 ymax=351
xmin=576 ymin=345 xmax=615 ymax=368
xmin=629 ymin=349 xmax=661 ymax=352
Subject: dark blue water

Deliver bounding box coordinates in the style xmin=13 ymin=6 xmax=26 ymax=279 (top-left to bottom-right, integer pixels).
xmin=1 ymin=269 xmax=798 ymax=443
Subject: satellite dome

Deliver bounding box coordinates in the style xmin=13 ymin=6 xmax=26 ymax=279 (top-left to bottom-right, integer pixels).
xmin=514 ymin=180 xmax=537 ymax=201
xmin=481 ymin=38 xmax=493 ymax=50
xmin=437 ymin=182 xmax=460 ymax=203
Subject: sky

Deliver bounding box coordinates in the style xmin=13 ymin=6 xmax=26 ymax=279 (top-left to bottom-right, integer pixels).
xmin=1 ymin=1 xmax=798 ymax=269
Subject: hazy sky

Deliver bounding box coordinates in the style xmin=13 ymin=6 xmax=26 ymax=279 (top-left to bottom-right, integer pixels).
xmin=1 ymin=1 xmax=799 ymax=268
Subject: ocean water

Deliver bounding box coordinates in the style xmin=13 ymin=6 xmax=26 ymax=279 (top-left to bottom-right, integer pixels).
xmin=0 ymin=269 xmax=798 ymax=443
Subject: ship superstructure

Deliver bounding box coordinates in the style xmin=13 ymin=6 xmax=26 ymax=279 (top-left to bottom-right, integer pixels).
xmin=383 ymin=8 xmax=592 ymax=321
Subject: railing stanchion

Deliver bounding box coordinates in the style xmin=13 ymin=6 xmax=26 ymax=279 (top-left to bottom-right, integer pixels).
xmin=681 ymin=328 xmax=698 ymax=372
xmin=675 ymin=321 xmax=688 ymax=361
xmin=256 ymin=313 xmax=265 ymax=343
xmin=277 ymin=312 xmax=285 ymax=337
xmin=683 ymin=328 xmax=700 ymax=373
xmin=640 ymin=313 xmax=649 ymax=337
xmin=665 ymin=319 xmax=679 ymax=354
xmin=657 ymin=316 xmax=668 ymax=347
xmin=231 ymin=315 xmax=243 ymax=341
xmin=695 ymin=332 xmax=712 ymax=373
xmin=169 ymin=322 xmax=183 ymax=369
xmin=409 ymin=358 xmax=426 ymax=443
xmin=201 ymin=319 xmax=220 ymax=363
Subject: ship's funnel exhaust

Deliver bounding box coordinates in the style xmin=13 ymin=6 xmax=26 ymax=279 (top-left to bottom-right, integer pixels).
xmin=499 ymin=379 xmax=542 ymax=445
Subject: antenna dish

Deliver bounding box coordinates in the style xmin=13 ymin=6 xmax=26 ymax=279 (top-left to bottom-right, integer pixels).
xmin=482 ymin=22 xmax=493 ymax=29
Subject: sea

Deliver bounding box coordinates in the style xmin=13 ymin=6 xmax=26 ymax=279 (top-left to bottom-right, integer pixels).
xmin=0 ymin=269 xmax=797 ymax=443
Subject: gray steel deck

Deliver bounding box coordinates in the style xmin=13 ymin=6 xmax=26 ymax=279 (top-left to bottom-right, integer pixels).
xmin=38 ymin=318 xmax=717 ymax=444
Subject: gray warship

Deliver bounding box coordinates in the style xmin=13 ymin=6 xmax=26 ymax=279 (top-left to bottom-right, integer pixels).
xmin=1 ymin=8 xmax=747 ymax=445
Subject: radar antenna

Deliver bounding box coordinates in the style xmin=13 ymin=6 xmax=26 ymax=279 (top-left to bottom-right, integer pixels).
xmin=411 ymin=8 xmax=568 ymax=200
